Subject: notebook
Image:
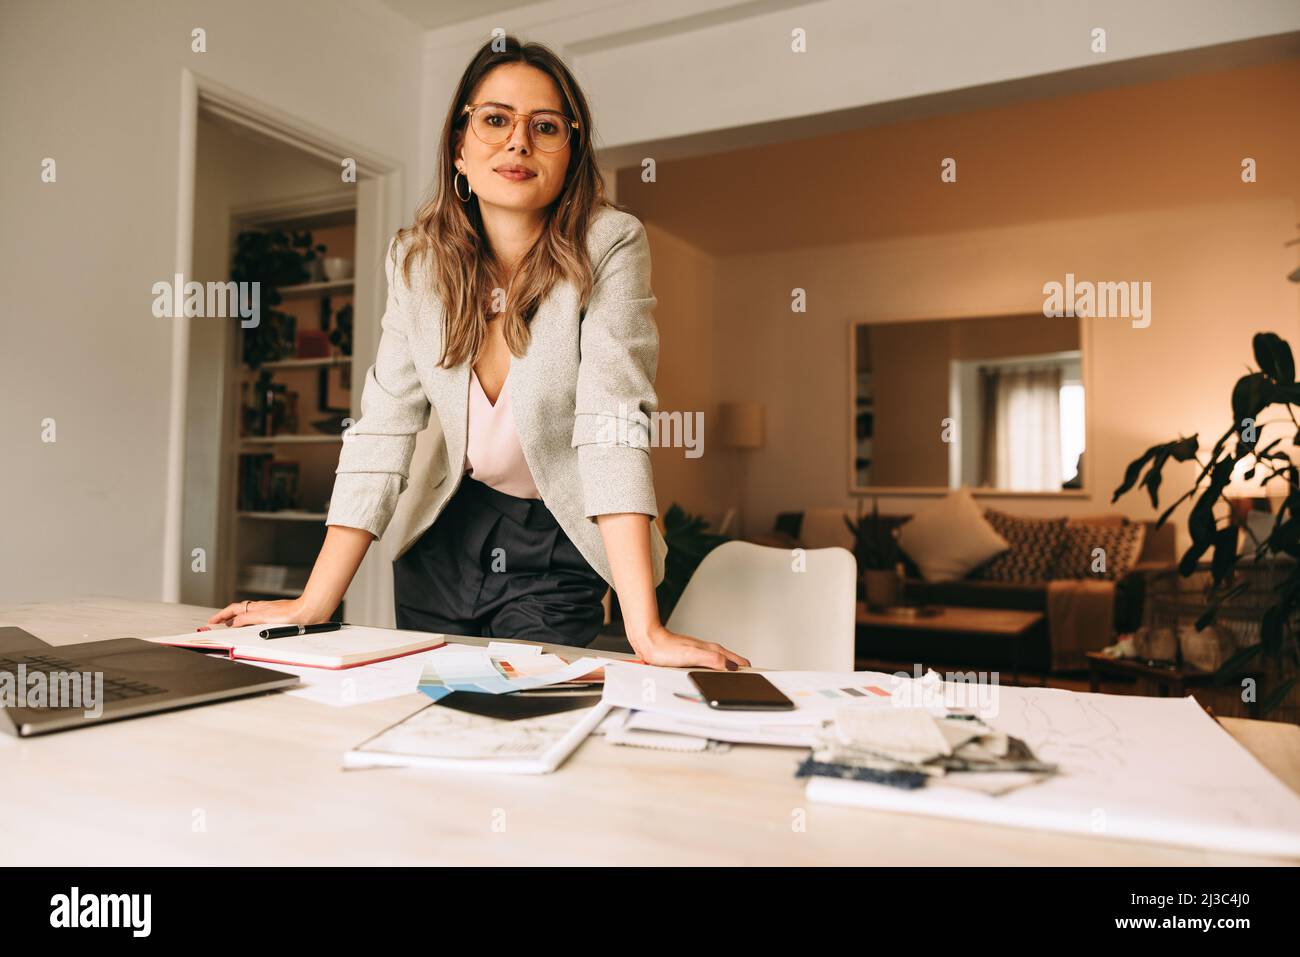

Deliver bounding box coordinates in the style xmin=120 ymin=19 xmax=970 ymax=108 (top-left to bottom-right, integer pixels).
xmin=344 ymin=700 xmax=611 ymax=774
xmin=144 ymin=624 xmax=446 ymax=670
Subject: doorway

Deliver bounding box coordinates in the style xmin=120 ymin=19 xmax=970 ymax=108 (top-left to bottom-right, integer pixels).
xmin=169 ymin=68 xmax=404 ymax=627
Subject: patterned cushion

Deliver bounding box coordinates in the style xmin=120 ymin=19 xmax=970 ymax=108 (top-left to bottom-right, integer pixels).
xmin=1052 ymin=521 xmax=1147 ymax=581
xmin=974 ymin=510 xmax=1068 ymax=583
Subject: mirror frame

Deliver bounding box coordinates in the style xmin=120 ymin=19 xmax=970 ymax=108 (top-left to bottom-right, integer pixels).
xmin=847 ymin=313 xmax=1093 ymax=498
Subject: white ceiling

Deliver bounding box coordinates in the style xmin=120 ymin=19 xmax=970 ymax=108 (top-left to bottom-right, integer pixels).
xmin=377 ymin=0 xmax=544 ymax=30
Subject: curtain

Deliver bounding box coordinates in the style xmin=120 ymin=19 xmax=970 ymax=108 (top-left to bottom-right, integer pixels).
xmin=978 ymin=366 xmax=1063 ymax=491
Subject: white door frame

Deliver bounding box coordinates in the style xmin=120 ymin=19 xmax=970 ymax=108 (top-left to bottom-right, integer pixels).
xmin=168 ymin=67 xmax=404 ymax=626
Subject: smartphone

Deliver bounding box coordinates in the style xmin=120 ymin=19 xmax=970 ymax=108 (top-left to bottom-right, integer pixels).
xmin=688 ymin=671 xmax=795 ymax=711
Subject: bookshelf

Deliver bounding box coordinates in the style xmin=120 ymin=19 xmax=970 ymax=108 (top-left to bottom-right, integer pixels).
xmin=220 ymin=200 xmax=357 ymax=621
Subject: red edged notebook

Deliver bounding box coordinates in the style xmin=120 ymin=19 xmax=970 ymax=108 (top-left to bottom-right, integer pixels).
xmin=145 ymin=624 xmax=446 ymax=670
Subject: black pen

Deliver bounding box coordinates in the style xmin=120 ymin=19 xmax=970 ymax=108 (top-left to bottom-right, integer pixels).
xmin=259 ymin=623 xmax=346 ymax=640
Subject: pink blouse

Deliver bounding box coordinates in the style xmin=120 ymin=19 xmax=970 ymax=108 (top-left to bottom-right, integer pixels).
xmin=463 ymin=368 xmax=542 ymax=499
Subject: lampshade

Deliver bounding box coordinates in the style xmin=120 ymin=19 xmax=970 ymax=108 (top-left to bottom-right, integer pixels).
xmin=719 ymin=401 xmax=765 ymax=450
xmin=1225 ymin=456 xmax=1270 ymax=500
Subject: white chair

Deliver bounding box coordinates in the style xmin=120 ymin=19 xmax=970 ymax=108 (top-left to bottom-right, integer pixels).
xmin=666 ymin=541 xmax=857 ymax=671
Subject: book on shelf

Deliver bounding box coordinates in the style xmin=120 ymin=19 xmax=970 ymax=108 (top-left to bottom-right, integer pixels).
xmin=238 ymin=455 xmax=301 ymax=512
xmin=239 ymin=563 xmax=310 ymax=593
xmin=238 ymin=452 xmax=273 ymax=511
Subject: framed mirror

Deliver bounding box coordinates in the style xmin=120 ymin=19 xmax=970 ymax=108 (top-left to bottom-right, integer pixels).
xmin=850 ymin=314 xmax=1088 ymax=495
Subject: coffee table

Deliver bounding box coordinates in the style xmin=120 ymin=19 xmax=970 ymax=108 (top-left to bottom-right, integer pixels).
xmin=855 ymin=602 xmax=1045 ymax=683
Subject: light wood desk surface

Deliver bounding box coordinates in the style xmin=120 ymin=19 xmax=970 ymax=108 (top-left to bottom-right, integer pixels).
xmin=2 ymin=597 xmax=1298 ymax=866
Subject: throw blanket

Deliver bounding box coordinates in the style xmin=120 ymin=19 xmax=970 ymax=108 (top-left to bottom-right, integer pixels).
xmin=1046 ymin=579 xmax=1116 ymax=671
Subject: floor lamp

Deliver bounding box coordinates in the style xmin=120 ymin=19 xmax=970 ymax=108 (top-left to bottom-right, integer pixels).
xmin=719 ymin=401 xmax=765 ymax=538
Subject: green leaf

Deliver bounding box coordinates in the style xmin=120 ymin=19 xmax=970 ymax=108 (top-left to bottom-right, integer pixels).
xmin=1253 ymin=332 xmax=1295 ymax=384
xmin=1169 ymin=435 xmax=1200 ymax=462
xmin=1230 ymin=372 xmax=1270 ymax=432
xmin=1259 ymin=676 xmax=1298 ymax=716
xmin=1111 ymin=435 xmax=1198 ymax=506
xmin=1260 ymin=604 xmax=1287 ymax=654
xmin=1212 ymin=641 xmax=1262 ymax=685
xmin=1209 ymin=525 xmax=1239 ymax=585
xmin=1111 ymin=445 xmax=1159 ymax=504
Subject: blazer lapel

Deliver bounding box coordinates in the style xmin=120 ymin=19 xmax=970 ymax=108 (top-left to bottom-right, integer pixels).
xmin=410 ymin=290 xmax=468 ymax=478
xmin=509 ymin=324 xmax=539 ymax=455
xmin=508 ymin=280 xmax=573 ymax=468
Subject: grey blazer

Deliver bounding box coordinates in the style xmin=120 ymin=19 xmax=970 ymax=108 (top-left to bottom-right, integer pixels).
xmin=325 ymin=205 xmax=667 ymax=588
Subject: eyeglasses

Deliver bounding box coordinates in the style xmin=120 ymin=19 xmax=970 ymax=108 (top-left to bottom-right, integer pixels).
xmin=461 ymin=102 xmax=578 ymax=153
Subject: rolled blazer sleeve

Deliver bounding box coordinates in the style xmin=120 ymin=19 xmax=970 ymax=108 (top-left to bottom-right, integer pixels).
xmin=325 ymin=238 xmax=430 ymax=539
xmin=570 ymin=216 xmax=660 ymax=519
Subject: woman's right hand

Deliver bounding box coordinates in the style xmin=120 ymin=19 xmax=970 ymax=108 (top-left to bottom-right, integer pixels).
xmin=630 ymin=624 xmax=751 ymax=671
xmin=207 ymin=597 xmax=328 ymax=628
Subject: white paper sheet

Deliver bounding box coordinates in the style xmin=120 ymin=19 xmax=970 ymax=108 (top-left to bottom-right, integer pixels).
xmin=807 ymin=682 xmax=1300 ymax=859
xmin=266 ymin=655 xmax=428 ymax=707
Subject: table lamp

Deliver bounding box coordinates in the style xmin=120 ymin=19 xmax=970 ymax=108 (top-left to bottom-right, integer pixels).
xmin=719 ymin=401 xmax=765 ymax=537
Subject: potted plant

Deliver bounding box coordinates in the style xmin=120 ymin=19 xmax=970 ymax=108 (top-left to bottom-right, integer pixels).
xmin=231 ymin=228 xmax=327 ymax=368
xmin=845 ymin=499 xmax=904 ymax=609
xmin=1112 ymin=331 xmax=1300 ymax=716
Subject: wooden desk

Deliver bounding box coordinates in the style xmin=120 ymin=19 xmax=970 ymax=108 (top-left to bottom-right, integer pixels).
xmin=2 ymin=597 xmax=1298 ymax=866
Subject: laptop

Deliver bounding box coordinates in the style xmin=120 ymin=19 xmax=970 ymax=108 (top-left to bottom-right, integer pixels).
xmin=0 ymin=626 xmax=299 ymax=736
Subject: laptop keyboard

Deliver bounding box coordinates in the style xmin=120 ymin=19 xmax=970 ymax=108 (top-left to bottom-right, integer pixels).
xmin=0 ymin=653 xmax=167 ymax=705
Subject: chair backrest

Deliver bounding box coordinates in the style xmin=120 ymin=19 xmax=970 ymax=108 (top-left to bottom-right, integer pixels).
xmin=666 ymin=541 xmax=857 ymax=671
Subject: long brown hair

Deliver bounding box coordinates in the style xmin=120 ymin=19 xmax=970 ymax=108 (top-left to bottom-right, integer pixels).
xmin=394 ymin=35 xmax=612 ymax=368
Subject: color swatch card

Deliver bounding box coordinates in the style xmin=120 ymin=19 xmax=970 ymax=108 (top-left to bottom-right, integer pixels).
xmin=416 ymin=646 xmax=608 ymax=701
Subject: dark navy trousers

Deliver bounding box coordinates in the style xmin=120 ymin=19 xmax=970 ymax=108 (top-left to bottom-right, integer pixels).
xmin=393 ymin=475 xmax=608 ymax=647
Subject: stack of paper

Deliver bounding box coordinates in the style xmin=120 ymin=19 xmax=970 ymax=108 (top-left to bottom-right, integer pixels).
xmin=416 ymin=646 xmax=610 ymax=701
xmin=599 ymin=663 xmax=902 ymax=747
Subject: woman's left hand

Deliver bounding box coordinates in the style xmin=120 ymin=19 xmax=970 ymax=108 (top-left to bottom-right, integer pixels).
xmin=628 ymin=624 xmax=751 ymax=670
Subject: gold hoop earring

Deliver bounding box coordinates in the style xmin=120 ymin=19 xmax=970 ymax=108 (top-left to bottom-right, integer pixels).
xmin=454 ymin=170 xmax=472 ymax=203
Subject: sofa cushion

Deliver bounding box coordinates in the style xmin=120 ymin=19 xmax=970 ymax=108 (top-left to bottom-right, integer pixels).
xmin=896 ymin=488 xmax=1009 ymax=583
xmin=1053 ymin=519 xmax=1146 ymax=580
xmin=974 ymin=509 xmax=1068 ymax=583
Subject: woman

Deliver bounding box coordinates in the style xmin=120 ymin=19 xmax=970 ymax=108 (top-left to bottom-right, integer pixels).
xmin=210 ymin=36 xmax=748 ymax=671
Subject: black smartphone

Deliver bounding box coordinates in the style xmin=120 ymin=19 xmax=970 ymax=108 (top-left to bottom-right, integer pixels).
xmin=688 ymin=671 xmax=795 ymax=711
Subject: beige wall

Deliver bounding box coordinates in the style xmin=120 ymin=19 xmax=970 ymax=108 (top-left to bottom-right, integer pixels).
xmin=631 ymin=59 xmax=1300 ymax=551
xmin=0 ymin=0 xmax=420 ymax=604
xmin=642 ymin=224 xmax=722 ymax=521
